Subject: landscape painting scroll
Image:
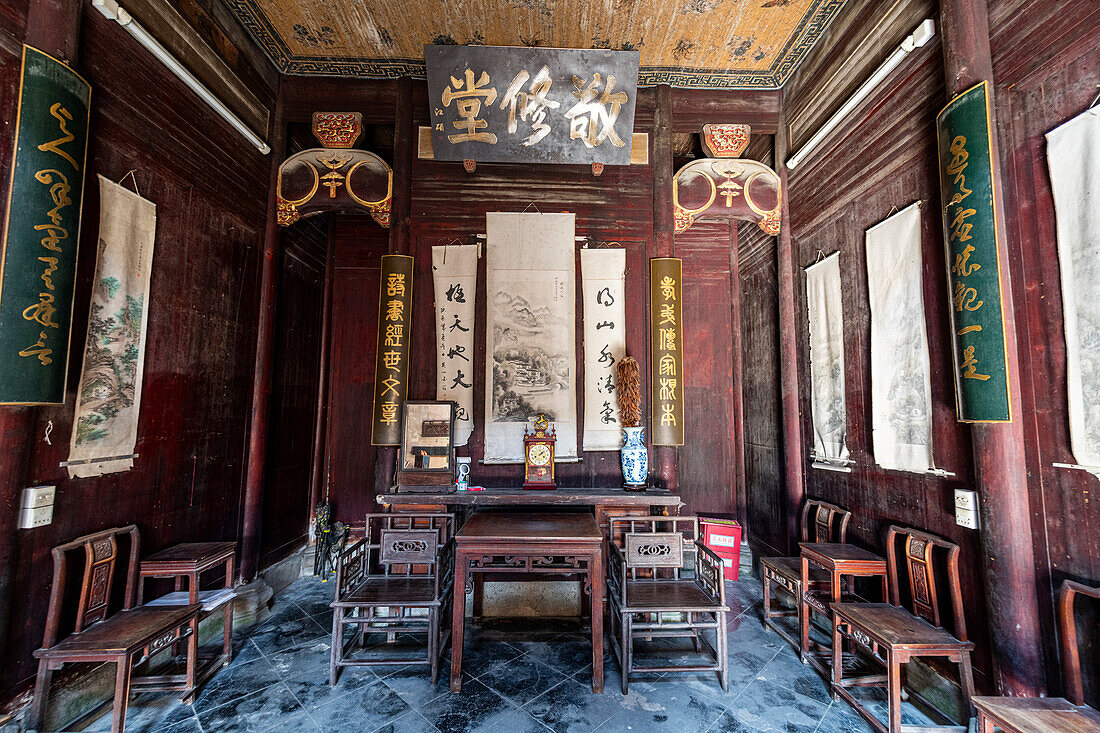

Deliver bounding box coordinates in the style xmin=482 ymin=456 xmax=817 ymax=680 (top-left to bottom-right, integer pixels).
xmin=484 ymin=212 xmax=577 ymax=461
xmin=805 ymin=253 xmax=848 ymax=467
xmin=67 ymin=176 xmax=156 ymax=478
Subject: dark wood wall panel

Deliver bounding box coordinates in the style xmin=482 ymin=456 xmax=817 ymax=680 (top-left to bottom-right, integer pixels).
xmin=261 ymin=217 xmax=327 ymax=567
xmin=1 ymin=5 xmax=274 ymax=695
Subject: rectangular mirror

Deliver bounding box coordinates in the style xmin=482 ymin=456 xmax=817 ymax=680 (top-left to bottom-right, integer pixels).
xmin=396 ymin=400 xmax=457 ymax=492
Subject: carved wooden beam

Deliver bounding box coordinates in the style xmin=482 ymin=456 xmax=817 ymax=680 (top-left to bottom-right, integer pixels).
xmin=673 ymin=158 xmax=781 ymax=236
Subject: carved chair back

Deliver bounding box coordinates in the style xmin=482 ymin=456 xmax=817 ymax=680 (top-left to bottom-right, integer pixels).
xmin=801 ymin=499 xmax=851 ymax=544
xmin=609 ymin=516 xmax=698 ymax=580
xmin=337 ymin=513 xmax=455 ymax=601
xmin=885 ymin=525 xmax=966 ymax=641
xmin=1058 ymin=580 xmax=1099 ymax=706
xmin=42 ymin=526 xmax=141 ymax=650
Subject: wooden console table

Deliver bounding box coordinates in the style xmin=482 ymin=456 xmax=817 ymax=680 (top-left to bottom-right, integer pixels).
xmin=451 ymin=512 xmax=605 ymax=694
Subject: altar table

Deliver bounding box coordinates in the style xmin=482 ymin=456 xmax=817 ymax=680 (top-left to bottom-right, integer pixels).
xmin=451 ymin=512 xmax=605 ymax=693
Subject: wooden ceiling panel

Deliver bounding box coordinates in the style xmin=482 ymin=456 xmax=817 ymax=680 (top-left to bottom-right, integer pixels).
xmin=223 ymin=0 xmax=846 ymax=88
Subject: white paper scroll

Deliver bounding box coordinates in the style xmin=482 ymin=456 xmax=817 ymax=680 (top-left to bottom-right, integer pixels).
xmin=484 ymin=212 xmax=578 ymax=461
xmin=581 ymin=248 xmax=626 ymax=451
xmin=433 ymin=244 xmax=479 ymax=446
xmin=67 ymin=176 xmax=157 ymax=478
xmin=805 ymin=253 xmax=849 ymax=466
xmin=1047 ymin=107 xmax=1100 ymax=474
xmin=865 ymin=202 xmax=934 ymax=472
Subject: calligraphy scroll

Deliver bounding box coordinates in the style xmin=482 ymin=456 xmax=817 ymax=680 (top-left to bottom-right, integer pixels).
xmin=673 ymin=158 xmax=781 ymax=236
xmin=805 ymin=254 xmax=848 ymax=467
xmin=66 ymin=177 xmax=156 ymax=477
xmin=0 ymin=46 xmax=91 ymax=404
xmin=936 ymin=81 xmax=1011 ymax=422
xmin=1047 ymin=106 xmax=1100 ymax=472
xmin=432 ymin=244 xmax=478 ymax=446
xmin=581 ymin=248 xmax=626 ymax=451
xmin=371 ymin=255 xmax=414 ymax=445
xmin=650 ymin=258 xmax=684 ymax=446
xmin=484 ymin=212 xmax=577 ymax=461
xmin=425 ymin=45 xmax=639 ymax=165
xmin=866 ymin=203 xmax=934 ymax=472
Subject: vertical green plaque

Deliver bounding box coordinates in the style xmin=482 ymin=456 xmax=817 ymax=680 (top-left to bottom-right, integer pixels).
xmin=935 ymin=81 xmax=1011 ymax=422
xmin=0 ymin=46 xmax=91 ymax=404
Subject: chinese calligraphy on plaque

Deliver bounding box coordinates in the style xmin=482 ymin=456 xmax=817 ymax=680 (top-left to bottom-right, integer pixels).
xmin=432 ymin=244 xmax=478 ymax=446
xmin=936 ymin=81 xmax=1010 ymax=422
xmin=581 ymin=248 xmax=626 ymax=451
xmin=425 ymin=46 xmax=639 ymax=165
xmin=372 ymin=255 xmax=414 ymax=445
xmin=650 ymin=258 xmax=684 ymax=445
xmin=0 ymin=46 xmax=91 ymax=404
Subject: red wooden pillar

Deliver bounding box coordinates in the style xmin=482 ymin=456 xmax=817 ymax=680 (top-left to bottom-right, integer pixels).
xmin=651 ymin=83 xmax=679 ymax=492
xmin=308 ymin=217 xmax=336 ymax=516
xmin=0 ymin=0 xmax=83 ymax=671
xmin=773 ymin=105 xmax=806 ymax=555
xmin=239 ymin=81 xmax=286 ymax=582
xmin=373 ymin=76 xmax=415 ymax=494
xmin=940 ymin=0 xmax=1045 ymax=697
xmin=728 ymin=223 xmax=747 ymax=528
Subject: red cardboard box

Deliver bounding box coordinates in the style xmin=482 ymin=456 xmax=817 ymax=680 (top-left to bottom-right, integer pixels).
xmin=700 ymin=517 xmax=742 ymax=581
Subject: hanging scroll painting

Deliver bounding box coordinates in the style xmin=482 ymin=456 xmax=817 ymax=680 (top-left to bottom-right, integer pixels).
xmin=66 ymin=176 xmax=157 ymax=478
xmin=805 ymin=253 xmax=848 ymax=467
xmin=1046 ymin=106 xmax=1100 ymax=474
xmin=865 ymin=203 xmax=934 ymax=472
xmin=580 ymin=248 xmax=626 ymax=451
xmin=484 ymin=212 xmax=578 ymax=461
xmin=432 ymin=244 xmax=479 ymax=446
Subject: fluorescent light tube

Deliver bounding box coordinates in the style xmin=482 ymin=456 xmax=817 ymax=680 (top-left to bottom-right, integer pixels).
xmin=786 ymin=19 xmax=936 ymax=171
xmin=92 ymin=0 xmax=270 ymax=155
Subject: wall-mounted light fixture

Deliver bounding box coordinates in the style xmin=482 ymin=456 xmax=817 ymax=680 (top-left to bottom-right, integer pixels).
xmin=786 ymin=18 xmax=936 ymax=171
xmin=92 ymin=0 xmax=271 ymax=155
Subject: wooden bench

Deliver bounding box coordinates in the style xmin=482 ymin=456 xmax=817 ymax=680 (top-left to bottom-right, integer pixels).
xmin=29 ymin=526 xmax=202 ymax=733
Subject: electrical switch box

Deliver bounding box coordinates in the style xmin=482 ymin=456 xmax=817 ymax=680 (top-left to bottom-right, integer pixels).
xmin=19 ymin=486 xmax=56 ymax=528
xmin=954 ymin=489 xmax=979 ymax=530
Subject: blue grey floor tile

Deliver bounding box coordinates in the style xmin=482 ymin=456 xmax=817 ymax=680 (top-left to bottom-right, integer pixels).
xmin=813 ymin=701 xmax=876 ymax=733
xmin=413 ymin=677 xmax=518 ymax=733
xmin=711 ymin=677 xmax=830 ymax=732
xmin=369 ymin=709 xmax=443 ymax=733
xmin=307 ymin=677 xmax=416 ymax=730
xmin=192 ymin=654 xmax=283 ymax=711
xmin=248 ymin=603 xmax=330 ymax=656
xmin=523 ymin=678 xmax=624 ymax=733
xmin=195 ymin=682 xmax=321 ymax=733
xmin=597 ymin=678 xmax=728 ymax=732
xmin=757 ymin=648 xmax=833 ymax=704
xmin=477 ymin=652 xmax=570 ymax=706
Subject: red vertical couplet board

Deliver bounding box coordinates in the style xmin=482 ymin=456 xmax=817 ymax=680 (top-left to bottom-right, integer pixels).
xmin=371 ymin=254 xmax=415 ymax=444
xmin=0 ymin=46 xmax=91 ymax=404
xmin=935 ymin=81 xmax=1011 ymax=422
xmin=650 ymin=258 xmax=684 ymax=445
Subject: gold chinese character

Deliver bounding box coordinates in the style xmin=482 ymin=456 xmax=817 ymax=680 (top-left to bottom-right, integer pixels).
xmin=960 ymin=346 xmax=990 ymax=381
xmin=953 ymin=281 xmax=983 ymax=312
xmin=949 ymin=206 xmax=976 ymax=243
xmin=383 ymin=350 xmax=402 ymax=369
xmin=386 ymin=299 xmax=404 ymax=322
xmin=659 ymin=275 xmax=676 ymax=301
xmin=660 ymin=403 xmax=677 ymax=426
xmin=384 ymin=323 xmax=403 ymax=347
xmin=658 ymin=353 xmax=676 ymax=376
xmin=37 ymin=103 xmax=79 ymax=171
xmin=659 ymin=303 xmax=675 ymax=325
xmin=564 ymin=73 xmax=628 ymax=148
xmin=380 ymin=377 xmax=401 ymax=398
xmin=22 ymin=292 xmax=58 ymax=328
xmin=951 ymin=243 xmax=980 ymax=278
xmin=659 ymin=377 xmax=677 ymax=401
xmin=499 ymin=66 xmax=559 ymax=146
xmin=386 ymin=273 xmax=406 ymax=297
xmin=442 ymin=69 xmax=498 ymax=144
xmin=659 ymin=327 xmax=677 ymax=352
xmin=380 ymin=402 xmax=399 ymax=424
xmin=946 ymin=135 xmax=972 ymax=205
xmin=18 ymin=331 xmax=52 ymax=365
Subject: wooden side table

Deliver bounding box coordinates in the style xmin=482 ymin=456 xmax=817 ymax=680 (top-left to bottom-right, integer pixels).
xmin=138 ymin=542 xmax=237 ymax=693
xmin=798 ymin=542 xmax=887 ymax=676
xmin=451 ymin=512 xmax=605 ymax=694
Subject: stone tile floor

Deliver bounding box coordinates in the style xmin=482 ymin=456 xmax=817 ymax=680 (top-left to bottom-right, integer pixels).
xmin=66 ymin=575 xmax=941 ymax=733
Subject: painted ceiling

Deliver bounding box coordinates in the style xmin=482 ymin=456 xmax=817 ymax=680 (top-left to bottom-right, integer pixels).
xmin=224 ymin=0 xmax=846 ymax=88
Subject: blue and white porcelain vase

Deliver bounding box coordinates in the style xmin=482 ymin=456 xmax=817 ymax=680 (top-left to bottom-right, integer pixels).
xmin=620 ymin=426 xmax=648 ymax=490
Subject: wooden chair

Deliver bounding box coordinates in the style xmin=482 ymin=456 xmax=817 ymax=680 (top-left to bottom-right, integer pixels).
xmin=30 ymin=526 xmax=202 ymax=733
xmin=830 ymin=526 xmax=975 ymax=733
xmin=760 ymin=499 xmax=851 ymax=649
xmin=973 ymin=580 xmax=1100 ymax=732
xmin=330 ymin=512 xmax=455 ymax=685
xmin=607 ymin=516 xmax=729 ymax=694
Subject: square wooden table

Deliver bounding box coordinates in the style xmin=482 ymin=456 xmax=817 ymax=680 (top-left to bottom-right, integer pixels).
xmin=451 ymin=512 xmax=605 ymax=693
xmin=798 ymin=542 xmax=887 ymax=675
xmin=138 ymin=542 xmax=237 ymax=691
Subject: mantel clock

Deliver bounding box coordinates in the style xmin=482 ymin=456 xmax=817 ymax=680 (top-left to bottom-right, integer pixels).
xmin=523 ymin=414 xmax=557 ymax=490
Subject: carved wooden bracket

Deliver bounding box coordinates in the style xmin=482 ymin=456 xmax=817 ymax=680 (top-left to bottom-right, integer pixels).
xmin=673 ymin=158 xmax=781 ymax=236
xmin=276 ymin=112 xmax=392 ymax=228
xmin=701 ymin=123 xmax=751 ymax=158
